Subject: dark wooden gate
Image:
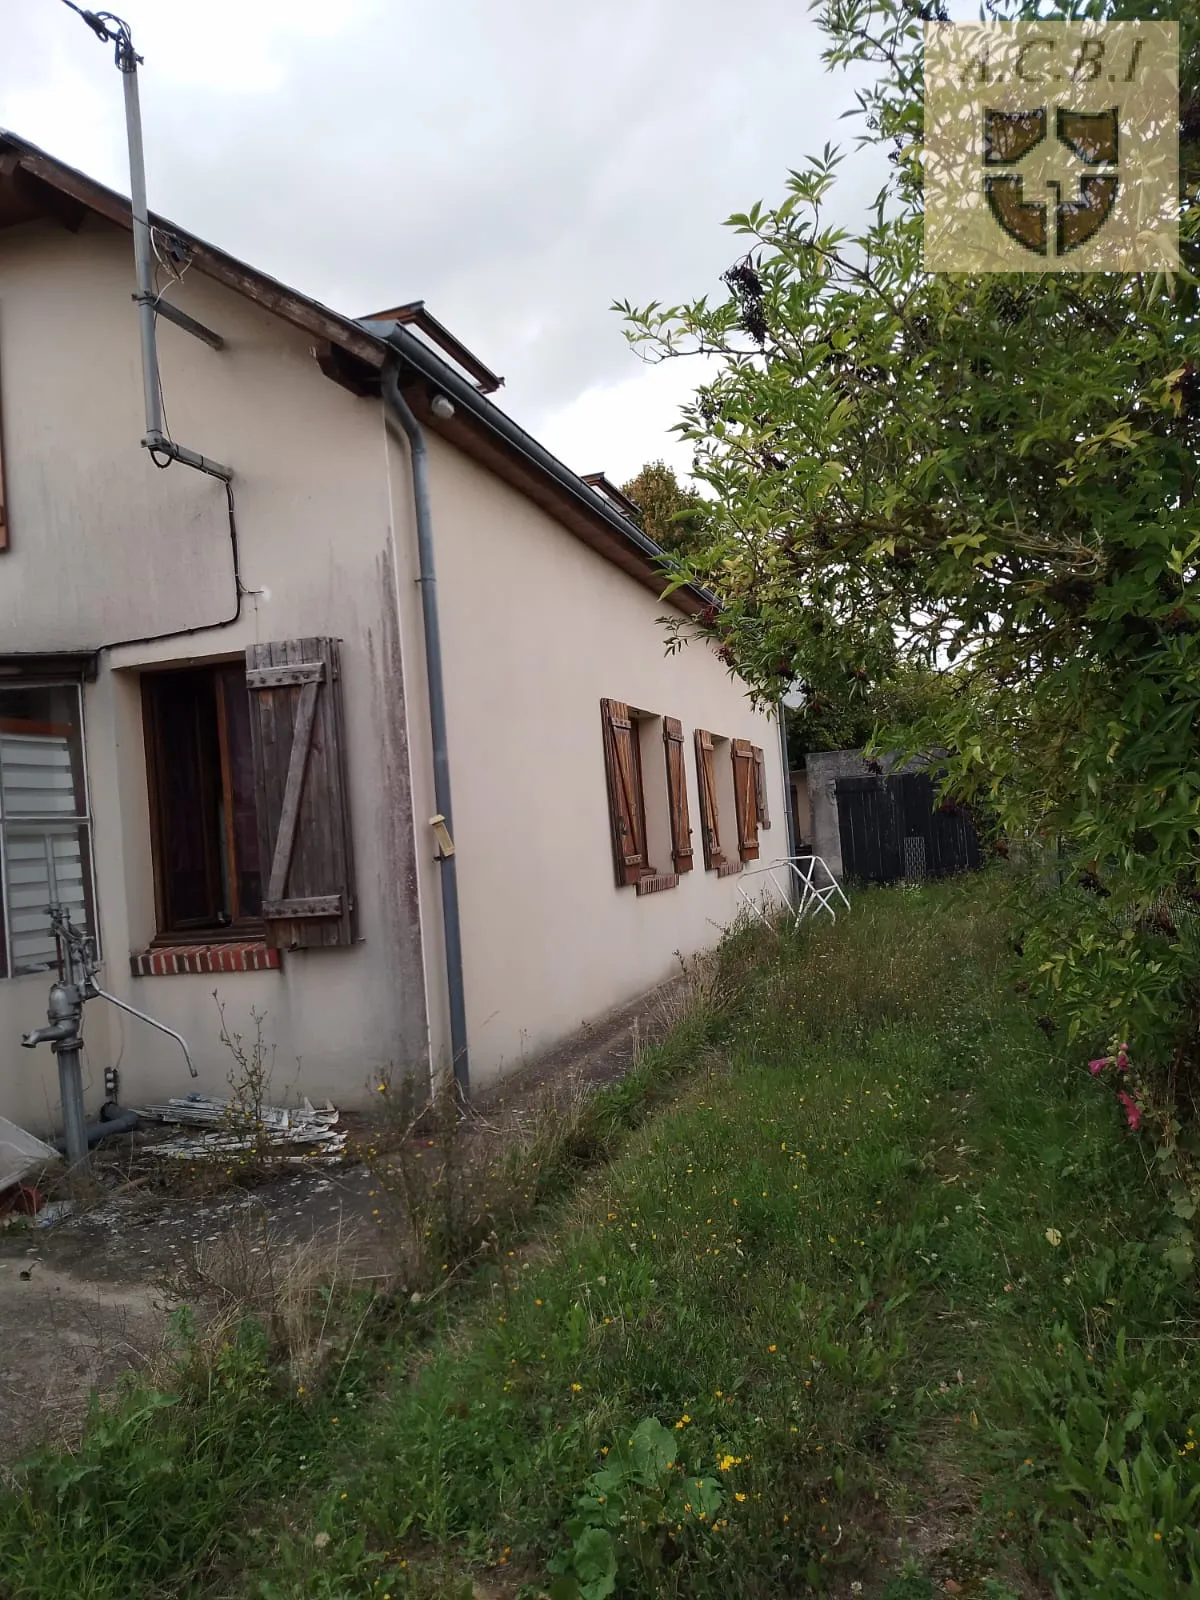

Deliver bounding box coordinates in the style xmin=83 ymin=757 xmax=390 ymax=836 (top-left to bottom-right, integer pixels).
xmin=836 ymin=771 xmax=980 ymax=885
xmin=835 ymin=778 xmax=902 ymax=885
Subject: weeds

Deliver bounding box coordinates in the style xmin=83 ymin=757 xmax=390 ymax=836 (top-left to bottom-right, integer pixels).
xmin=3 ymin=876 xmax=1198 ymax=1598
xmin=168 ymin=1206 xmax=383 ymax=1393
xmin=356 ymin=956 xmax=732 ymax=1297
xmin=0 ymin=1318 xmax=345 ymax=1598
xmin=546 ymin=1416 xmax=725 ymax=1599
xmin=240 ymin=875 xmax=1197 ymax=1597
xmin=215 ymin=997 xmax=279 ymax=1158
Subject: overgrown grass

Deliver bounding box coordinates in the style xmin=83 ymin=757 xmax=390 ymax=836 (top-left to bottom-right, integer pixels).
xmin=3 ymin=874 xmax=1198 ymax=1598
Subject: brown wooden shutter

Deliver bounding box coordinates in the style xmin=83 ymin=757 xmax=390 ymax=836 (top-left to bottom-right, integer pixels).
xmin=694 ymin=729 xmax=724 ymax=871
xmin=245 ymin=638 xmax=356 ymax=948
xmin=732 ymin=738 xmax=760 ymax=861
xmin=662 ymin=717 xmax=694 ymax=873
xmin=752 ymin=744 xmax=771 ymax=830
xmin=600 ymin=699 xmax=648 ymax=886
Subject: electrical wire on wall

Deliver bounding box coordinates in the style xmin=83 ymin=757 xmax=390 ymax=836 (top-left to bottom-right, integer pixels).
xmin=145 ymin=226 xmax=198 ymax=464
xmin=100 ymin=477 xmax=244 ymax=652
xmin=55 ymin=1 xmax=248 ymax=651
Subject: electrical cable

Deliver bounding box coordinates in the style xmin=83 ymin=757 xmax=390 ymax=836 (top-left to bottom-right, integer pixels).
xmin=98 ymin=476 xmax=244 ymax=652
xmin=57 ymin=3 xmax=142 ymax=66
xmin=150 ymin=227 xmax=193 ymax=296
xmin=55 ymin=0 xmax=243 ymax=644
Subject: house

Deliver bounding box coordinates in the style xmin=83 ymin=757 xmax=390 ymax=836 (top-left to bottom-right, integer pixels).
xmin=0 ymin=133 xmax=790 ymax=1137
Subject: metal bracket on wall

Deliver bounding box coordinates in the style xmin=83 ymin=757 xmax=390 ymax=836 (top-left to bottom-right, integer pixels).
xmin=430 ymin=815 xmax=455 ymax=859
xmin=137 ymin=293 xmax=225 ymax=351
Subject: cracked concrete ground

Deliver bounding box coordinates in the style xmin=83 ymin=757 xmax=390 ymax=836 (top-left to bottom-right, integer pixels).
xmin=0 ymin=978 xmax=680 ymax=1464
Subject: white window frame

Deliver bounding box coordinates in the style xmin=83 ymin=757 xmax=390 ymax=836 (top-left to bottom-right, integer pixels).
xmin=0 ymin=680 xmax=100 ymax=978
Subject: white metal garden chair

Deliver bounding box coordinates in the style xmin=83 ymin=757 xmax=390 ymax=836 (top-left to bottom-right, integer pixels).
xmin=736 ymin=855 xmax=850 ymax=932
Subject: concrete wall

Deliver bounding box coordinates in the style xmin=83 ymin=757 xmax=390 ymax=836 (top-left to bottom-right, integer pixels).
xmin=0 ymin=218 xmax=429 ymax=1134
xmin=385 ymin=426 xmax=788 ymax=1087
xmin=790 ymin=772 xmax=811 ymax=851
xmin=804 ymin=749 xmax=924 ymax=880
xmin=803 ymin=749 xmax=877 ymax=880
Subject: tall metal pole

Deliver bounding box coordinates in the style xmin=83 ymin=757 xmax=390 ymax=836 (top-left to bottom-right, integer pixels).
xmin=59 ymin=10 xmax=232 ymax=477
xmin=116 ymin=31 xmax=163 ymax=445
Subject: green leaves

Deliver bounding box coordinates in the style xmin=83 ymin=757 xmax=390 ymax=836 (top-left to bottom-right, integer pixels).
xmin=546 ymin=1416 xmax=723 ymax=1596
xmin=622 ymin=0 xmax=1200 ymax=1074
xmin=548 ymin=1526 xmax=618 ymax=1600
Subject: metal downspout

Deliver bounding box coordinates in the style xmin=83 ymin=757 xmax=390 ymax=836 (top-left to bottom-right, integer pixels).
xmin=366 ymin=323 xmax=699 ymax=587
xmin=779 ymin=698 xmax=798 ymax=909
xmin=381 ymin=365 xmax=470 ymax=1100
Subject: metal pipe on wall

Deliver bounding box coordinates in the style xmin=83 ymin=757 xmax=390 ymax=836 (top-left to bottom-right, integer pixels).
xmin=117 ymin=37 xmax=164 ymax=446
xmin=778 ymin=696 xmax=799 ymax=908
xmin=51 ymin=1103 xmax=139 ymax=1157
xmin=381 ymin=366 xmax=471 ymax=1100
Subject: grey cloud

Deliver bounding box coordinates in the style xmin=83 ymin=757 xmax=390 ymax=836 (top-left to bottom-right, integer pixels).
xmin=5 ymin=0 xmax=888 ymax=440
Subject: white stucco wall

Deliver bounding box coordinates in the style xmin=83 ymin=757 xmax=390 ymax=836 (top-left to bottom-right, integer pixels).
xmin=0 ymin=211 xmax=786 ymax=1136
xmin=0 ymin=218 xmax=429 ymax=1135
xmin=385 ymin=426 xmax=789 ymax=1088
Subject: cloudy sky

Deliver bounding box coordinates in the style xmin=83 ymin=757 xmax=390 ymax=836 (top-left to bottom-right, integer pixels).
xmin=3 ymin=0 xmax=887 ymax=484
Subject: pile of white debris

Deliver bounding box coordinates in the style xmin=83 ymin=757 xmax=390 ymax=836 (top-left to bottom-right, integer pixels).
xmin=134 ymin=1094 xmax=347 ymax=1164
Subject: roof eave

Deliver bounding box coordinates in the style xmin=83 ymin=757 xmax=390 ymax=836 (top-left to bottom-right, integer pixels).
xmin=376 ymin=321 xmax=714 ymax=618
xmin=0 ymin=130 xmax=716 ymax=620
xmin=0 ymin=130 xmax=388 ymax=369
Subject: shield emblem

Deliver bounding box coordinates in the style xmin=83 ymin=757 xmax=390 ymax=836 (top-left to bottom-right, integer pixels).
xmin=982 ymin=106 xmax=1120 ymax=259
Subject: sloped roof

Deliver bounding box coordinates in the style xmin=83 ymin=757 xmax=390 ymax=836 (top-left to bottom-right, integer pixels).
xmin=0 ymin=131 xmax=708 ymax=616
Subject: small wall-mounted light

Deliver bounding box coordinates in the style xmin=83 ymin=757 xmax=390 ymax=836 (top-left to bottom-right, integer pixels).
xmin=430 ymin=394 xmax=455 ymax=421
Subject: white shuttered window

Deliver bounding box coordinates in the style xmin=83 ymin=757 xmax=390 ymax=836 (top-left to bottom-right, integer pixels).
xmin=0 ymin=686 xmax=95 ymax=976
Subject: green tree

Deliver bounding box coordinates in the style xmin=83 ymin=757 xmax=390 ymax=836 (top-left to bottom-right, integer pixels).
xmin=620 ymin=461 xmax=711 ymax=560
xmin=786 ymin=659 xmax=968 ymax=767
xmin=621 ymin=0 xmax=1200 ymax=1073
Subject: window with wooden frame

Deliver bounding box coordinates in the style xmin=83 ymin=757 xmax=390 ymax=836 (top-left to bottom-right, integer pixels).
xmin=696 ymin=731 xmax=762 ymax=870
xmin=142 ymin=638 xmax=356 ymax=950
xmin=0 ymin=684 xmax=96 ymax=976
xmin=142 ymin=664 xmax=263 ymax=939
xmin=599 ymin=699 xmax=689 ymax=892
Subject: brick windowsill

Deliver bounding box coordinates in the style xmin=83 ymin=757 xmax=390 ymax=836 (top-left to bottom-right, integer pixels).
xmin=717 ymin=861 xmax=744 ymax=879
xmin=130 ymin=943 xmax=281 ymax=978
xmin=636 ymin=872 xmax=679 ymax=897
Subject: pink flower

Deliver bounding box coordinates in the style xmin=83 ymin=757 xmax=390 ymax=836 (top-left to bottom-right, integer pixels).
xmin=1118 ymin=1090 xmax=1142 ymax=1132
xmin=1116 ymin=1048 xmax=1129 ymax=1073
xmin=1089 ymin=1058 xmax=1109 ymax=1076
